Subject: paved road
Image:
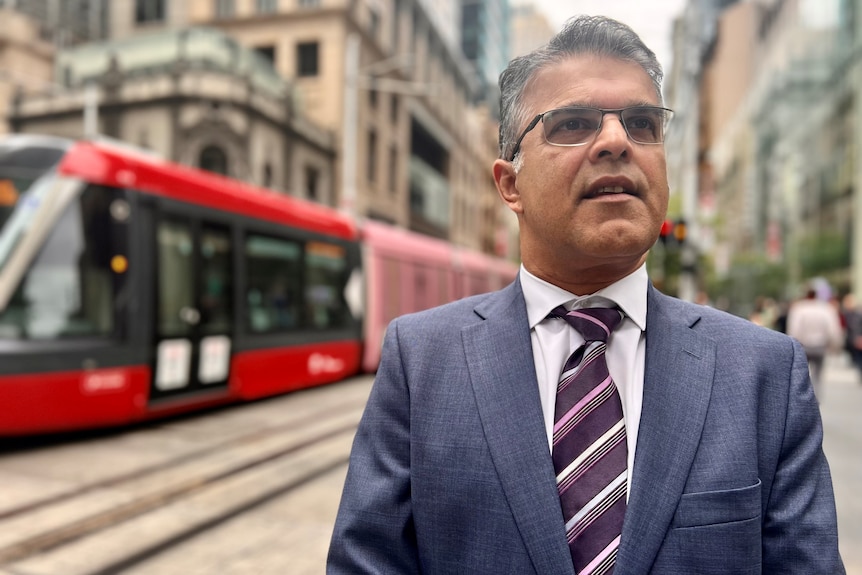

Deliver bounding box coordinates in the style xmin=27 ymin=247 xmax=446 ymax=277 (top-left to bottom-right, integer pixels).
xmin=820 ymin=355 xmax=862 ymax=575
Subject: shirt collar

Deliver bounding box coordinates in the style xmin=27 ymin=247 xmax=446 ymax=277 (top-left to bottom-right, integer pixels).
xmin=520 ymin=263 xmax=648 ymax=332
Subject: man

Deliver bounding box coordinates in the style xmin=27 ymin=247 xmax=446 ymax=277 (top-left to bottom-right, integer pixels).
xmin=786 ymin=288 xmax=843 ymax=397
xmin=328 ymin=15 xmax=844 ymax=574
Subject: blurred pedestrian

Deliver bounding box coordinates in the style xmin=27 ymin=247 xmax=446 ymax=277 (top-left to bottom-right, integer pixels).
xmin=841 ymin=293 xmax=862 ymax=380
xmin=787 ymin=289 xmax=843 ymax=396
xmin=749 ymin=296 xmax=777 ymax=329
xmin=774 ymin=299 xmax=790 ymax=333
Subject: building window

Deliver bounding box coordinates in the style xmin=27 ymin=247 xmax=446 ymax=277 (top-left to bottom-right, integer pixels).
xmin=255 ymin=45 xmax=276 ymax=65
xmin=297 ymin=42 xmax=319 ymax=77
xmin=256 ymin=0 xmax=277 ymax=13
xmin=305 ymin=166 xmax=319 ymax=201
xmin=392 ymin=0 xmax=401 ymax=51
xmin=263 ymin=163 xmax=273 ymax=188
xmin=135 ymin=0 xmax=165 ymax=23
xmin=199 ymin=145 xmax=228 ymax=176
xmin=390 ymin=94 xmax=399 ymax=123
xmin=298 ymin=0 xmax=320 ymax=6
xmin=389 ymin=145 xmax=398 ymax=196
xmin=367 ymin=130 xmax=377 ymax=184
xmin=214 ymin=0 xmax=235 ymax=18
xmin=369 ymin=6 xmax=381 ymax=40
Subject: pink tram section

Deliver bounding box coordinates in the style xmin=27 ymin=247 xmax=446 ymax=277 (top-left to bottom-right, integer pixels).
xmin=360 ymin=220 xmax=518 ymax=373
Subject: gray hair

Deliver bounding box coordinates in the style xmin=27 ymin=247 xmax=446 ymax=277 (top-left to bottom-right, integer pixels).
xmin=498 ymin=15 xmax=664 ymax=161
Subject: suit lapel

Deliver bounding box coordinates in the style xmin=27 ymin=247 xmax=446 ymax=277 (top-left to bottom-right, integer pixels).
xmin=615 ymin=286 xmax=716 ymax=574
xmin=463 ymin=280 xmax=574 ymax=575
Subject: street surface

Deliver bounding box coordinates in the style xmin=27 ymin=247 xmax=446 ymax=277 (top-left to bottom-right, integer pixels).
xmin=0 ymin=358 xmax=858 ymax=574
xmin=821 ymin=355 xmax=862 ymax=575
xmin=0 ymin=375 xmax=376 ymax=575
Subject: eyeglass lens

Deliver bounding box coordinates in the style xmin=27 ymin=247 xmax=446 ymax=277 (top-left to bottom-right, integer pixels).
xmin=542 ymin=107 xmax=669 ymax=146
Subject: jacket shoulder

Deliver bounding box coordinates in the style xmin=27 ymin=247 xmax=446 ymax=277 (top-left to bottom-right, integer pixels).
xmin=394 ymin=281 xmax=521 ymax=329
xmin=653 ymin=290 xmax=793 ymax=346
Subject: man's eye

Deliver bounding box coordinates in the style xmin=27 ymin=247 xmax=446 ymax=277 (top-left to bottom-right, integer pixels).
xmin=560 ymin=119 xmax=588 ymax=131
xmin=627 ymin=117 xmax=656 ymax=130
xmin=547 ymin=115 xmax=596 ymax=136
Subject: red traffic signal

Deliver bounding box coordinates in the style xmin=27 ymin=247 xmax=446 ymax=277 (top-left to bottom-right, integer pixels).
xmin=658 ymin=219 xmax=686 ymax=245
xmin=660 ymin=219 xmax=673 ymax=239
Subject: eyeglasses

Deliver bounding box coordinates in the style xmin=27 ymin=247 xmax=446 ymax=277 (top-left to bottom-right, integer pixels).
xmin=507 ymin=105 xmax=675 ymax=161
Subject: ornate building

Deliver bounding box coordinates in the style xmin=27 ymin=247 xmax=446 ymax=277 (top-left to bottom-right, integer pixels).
xmin=9 ymin=27 xmax=335 ymax=201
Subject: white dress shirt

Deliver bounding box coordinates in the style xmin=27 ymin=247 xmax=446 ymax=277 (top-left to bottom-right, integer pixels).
xmin=520 ymin=264 xmax=648 ymax=487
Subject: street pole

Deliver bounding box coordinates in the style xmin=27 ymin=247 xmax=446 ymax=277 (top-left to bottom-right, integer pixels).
xmin=84 ymin=81 xmax=99 ymax=139
xmin=677 ymin=7 xmax=701 ymax=304
xmin=340 ymin=33 xmax=360 ymax=217
xmin=854 ymin=0 xmax=862 ymax=300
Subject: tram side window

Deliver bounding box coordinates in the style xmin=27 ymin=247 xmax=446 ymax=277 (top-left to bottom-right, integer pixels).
xmin=305 ymin=241 xmax=349 ymax=329
xmin=157 ymin=220 xmax=195 ymax=337
xmin=470 ymin=274 xmax=489 ymax=296
xmin=0 ymin=186 xmax=121 ymax=340
xmin=199 ymin=225 xmax=232 ymax=334
xmin=382 ymin=256 xmax=402 ymax=324
xmin=245 ymin=234 xmax=302 ymax=333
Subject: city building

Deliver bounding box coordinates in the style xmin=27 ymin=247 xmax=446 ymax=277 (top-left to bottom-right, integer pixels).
xmin=180 ymin=0 xmax=508 ymax=254
xmin=668 ymin=0 xmax=857 ymax=309
xmin=460 ymin=0 xmax=511 ymax=112
xmin=509 ymin=3 xmax=555 ymax=59
xmin=0 ymin=0 xmax=110 ymax=44
xmin=0 ymin=7 xmax=54 ymax=135
xmin=9 ymin=27 xmax=336 ymax=201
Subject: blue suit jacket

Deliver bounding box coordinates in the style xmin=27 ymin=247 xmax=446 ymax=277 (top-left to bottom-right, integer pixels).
xmin=328 ymin=280 xmax=844 ymax=574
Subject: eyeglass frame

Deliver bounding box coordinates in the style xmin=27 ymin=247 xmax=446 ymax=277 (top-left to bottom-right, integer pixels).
xmin=506 ymin=105 xmax=675 ymax=162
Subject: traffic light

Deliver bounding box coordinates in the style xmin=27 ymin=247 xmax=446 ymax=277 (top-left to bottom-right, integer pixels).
xmin=673 ymin=219 xmax=687 ymax=244
xmin=658 ymin=218 xmax=686 ymax=245
xmin=659 ymin=219 xmax=673 ymax=244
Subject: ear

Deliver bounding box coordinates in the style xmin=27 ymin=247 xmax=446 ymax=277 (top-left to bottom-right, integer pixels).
xmin=493 ymin=159 xmax=523 ymax=214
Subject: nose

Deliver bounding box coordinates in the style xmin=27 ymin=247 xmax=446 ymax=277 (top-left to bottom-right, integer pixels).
xmin=590 ymin=112 xmax=630 ymax=160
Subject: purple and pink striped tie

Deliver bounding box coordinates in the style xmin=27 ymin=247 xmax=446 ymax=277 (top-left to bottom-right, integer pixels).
xmin=550 ymin=306 xmax=627 ymax=575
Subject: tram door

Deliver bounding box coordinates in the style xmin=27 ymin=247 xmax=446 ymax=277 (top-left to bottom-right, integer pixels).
xmin=151 ymin=217 xmax=233 ymax=402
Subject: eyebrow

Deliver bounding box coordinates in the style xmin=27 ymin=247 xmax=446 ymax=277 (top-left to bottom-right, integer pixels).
xmin=551 ymin=99 xmax=660 ymax=110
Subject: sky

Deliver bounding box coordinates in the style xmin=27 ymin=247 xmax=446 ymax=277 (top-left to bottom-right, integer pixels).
xmin=518 ymin=0 xmax=690 ymax=75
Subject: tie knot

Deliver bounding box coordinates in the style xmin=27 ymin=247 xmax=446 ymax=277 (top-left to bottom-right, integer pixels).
xmin=551 ymin=306 xmax=623 ymax=343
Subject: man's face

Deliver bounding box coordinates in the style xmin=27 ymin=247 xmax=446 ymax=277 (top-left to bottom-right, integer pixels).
xmin=494 ymin=54 xmax=669 ymax=290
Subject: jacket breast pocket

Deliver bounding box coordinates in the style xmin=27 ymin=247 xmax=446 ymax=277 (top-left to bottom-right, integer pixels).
xmin=671 ymin=479 xmax=762 ymax=528
xmin=652 ymin=481 xmax=763 ymax=574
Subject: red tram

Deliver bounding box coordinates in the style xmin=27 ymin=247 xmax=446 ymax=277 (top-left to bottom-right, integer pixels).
xmin=0 ymin=135 xmax=517 ymax=435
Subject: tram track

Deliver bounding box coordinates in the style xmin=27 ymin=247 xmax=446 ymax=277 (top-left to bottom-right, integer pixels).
xmin=0 ymin=379 xmax=372 ymax=574
xmin=0 ymin=394 xmax=366 ymax=522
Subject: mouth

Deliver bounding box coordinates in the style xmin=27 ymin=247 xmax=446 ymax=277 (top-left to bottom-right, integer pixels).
xmin=584 ymin=184 xmax=637 ymax=199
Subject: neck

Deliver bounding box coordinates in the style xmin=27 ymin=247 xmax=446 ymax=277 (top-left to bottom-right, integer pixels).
xmin=523 ymin=256 xmax=646 ymax=296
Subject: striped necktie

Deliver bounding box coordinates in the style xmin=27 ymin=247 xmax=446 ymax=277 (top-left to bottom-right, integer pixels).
xmin=550 ymin=306 xmax=627 ymax=575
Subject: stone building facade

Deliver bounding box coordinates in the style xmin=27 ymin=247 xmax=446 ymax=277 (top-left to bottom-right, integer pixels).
xmin=9 ymin=26 xmax=335 ymax=202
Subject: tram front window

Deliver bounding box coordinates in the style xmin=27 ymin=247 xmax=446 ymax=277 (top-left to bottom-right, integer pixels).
xmin=0 ymin=142 xmax=68 ymax=273
xmin=0 ymin=185 xmax=123 ymax=340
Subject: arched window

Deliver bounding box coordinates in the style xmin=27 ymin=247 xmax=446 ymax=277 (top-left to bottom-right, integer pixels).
xmin=199 ymin=145 xmax=228 ymax=176
xmin=135 ymin=0 xmax=165 ymax=23
xmin=263 ymin=163 xmax=273 ymax=188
